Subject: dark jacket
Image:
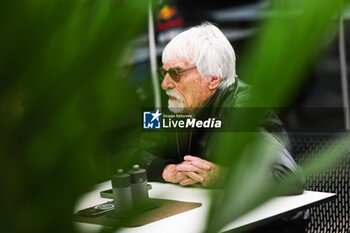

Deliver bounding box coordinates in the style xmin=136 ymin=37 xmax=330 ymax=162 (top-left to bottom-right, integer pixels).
xmin=120 ymin=78 xmax=303 ymax=194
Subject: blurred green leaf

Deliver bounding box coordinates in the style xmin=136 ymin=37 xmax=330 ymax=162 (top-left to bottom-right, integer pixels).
xmin=0 ymin=0 xmax=149 ymax=233
xmin=204 ymin=0 xmax=349 ymax=232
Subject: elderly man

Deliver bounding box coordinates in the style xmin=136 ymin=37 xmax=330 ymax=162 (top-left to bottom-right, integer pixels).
xmin=138 ymin=23 xmax=300 ymax=190
xmin=115 ymin=23 xmax=308 ymax=232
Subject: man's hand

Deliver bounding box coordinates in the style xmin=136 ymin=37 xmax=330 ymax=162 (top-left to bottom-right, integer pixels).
xmin=162 ymin=162 xmax=207 ymax=186
xmin=162 ymin=156 xmax=229 ymax=188
xmin=176 ymin=155 xmax=229 ymax=188
xmin=162 ymin=164 xmax=187 ymax=183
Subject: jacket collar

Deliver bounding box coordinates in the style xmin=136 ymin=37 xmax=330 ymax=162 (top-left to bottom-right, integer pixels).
xmin=195 ymin=78 xmax=239 ymax=119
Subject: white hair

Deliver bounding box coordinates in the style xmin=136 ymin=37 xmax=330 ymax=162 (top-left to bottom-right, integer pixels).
xmin=162 ymin=22 xmax=236 ymax=89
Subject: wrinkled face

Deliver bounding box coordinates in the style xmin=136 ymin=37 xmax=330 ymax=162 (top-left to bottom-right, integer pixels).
xmin=161 ymin=59 xmax=212 ymax=115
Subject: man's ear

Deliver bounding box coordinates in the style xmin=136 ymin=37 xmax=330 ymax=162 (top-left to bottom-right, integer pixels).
xmin=208 ymin=76 xmax=221 ymax=90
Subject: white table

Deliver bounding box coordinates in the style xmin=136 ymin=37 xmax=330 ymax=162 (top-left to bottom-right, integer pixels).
xmin=74 ymin=181 xmax=335 ymax=233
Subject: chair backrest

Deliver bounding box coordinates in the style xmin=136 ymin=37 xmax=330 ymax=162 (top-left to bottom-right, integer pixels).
xmin=289 ymin=133 xmax=350 ymax=233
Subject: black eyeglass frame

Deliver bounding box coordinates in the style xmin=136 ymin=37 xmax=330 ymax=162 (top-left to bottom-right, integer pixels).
xmin=157 ymin=66 xmax=197 ymax=82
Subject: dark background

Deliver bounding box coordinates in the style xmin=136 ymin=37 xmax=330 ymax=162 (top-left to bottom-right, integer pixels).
xmin=130 ymin=0 xmax=350 ymax=132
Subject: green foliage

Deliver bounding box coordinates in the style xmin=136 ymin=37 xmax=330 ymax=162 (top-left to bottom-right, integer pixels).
xmin=1 ymin=0 xmax=349 ymax=233
xmin=0 ymin=1 xmax=148 ymax=233
xmin=205 ymin=0 xmax=349 ymax=232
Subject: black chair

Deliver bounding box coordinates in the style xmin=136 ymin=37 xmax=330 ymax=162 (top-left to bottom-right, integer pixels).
xmin=289 ymin=133 xmax=350 ymax=233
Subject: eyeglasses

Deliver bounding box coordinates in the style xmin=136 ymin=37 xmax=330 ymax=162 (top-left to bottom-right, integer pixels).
xmin=157 ymin=66 xmax=196 ymax=82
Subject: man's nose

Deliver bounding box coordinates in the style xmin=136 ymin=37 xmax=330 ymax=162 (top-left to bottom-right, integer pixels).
xmin=161 ymin=74 xmax=175 ymax=90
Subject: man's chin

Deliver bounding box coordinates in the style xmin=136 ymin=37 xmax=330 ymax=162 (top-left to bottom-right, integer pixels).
xmin=168 ymin=106 xmax=185 ymax=113
xmin=168 ymin=101 xmax=185 ymax=113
